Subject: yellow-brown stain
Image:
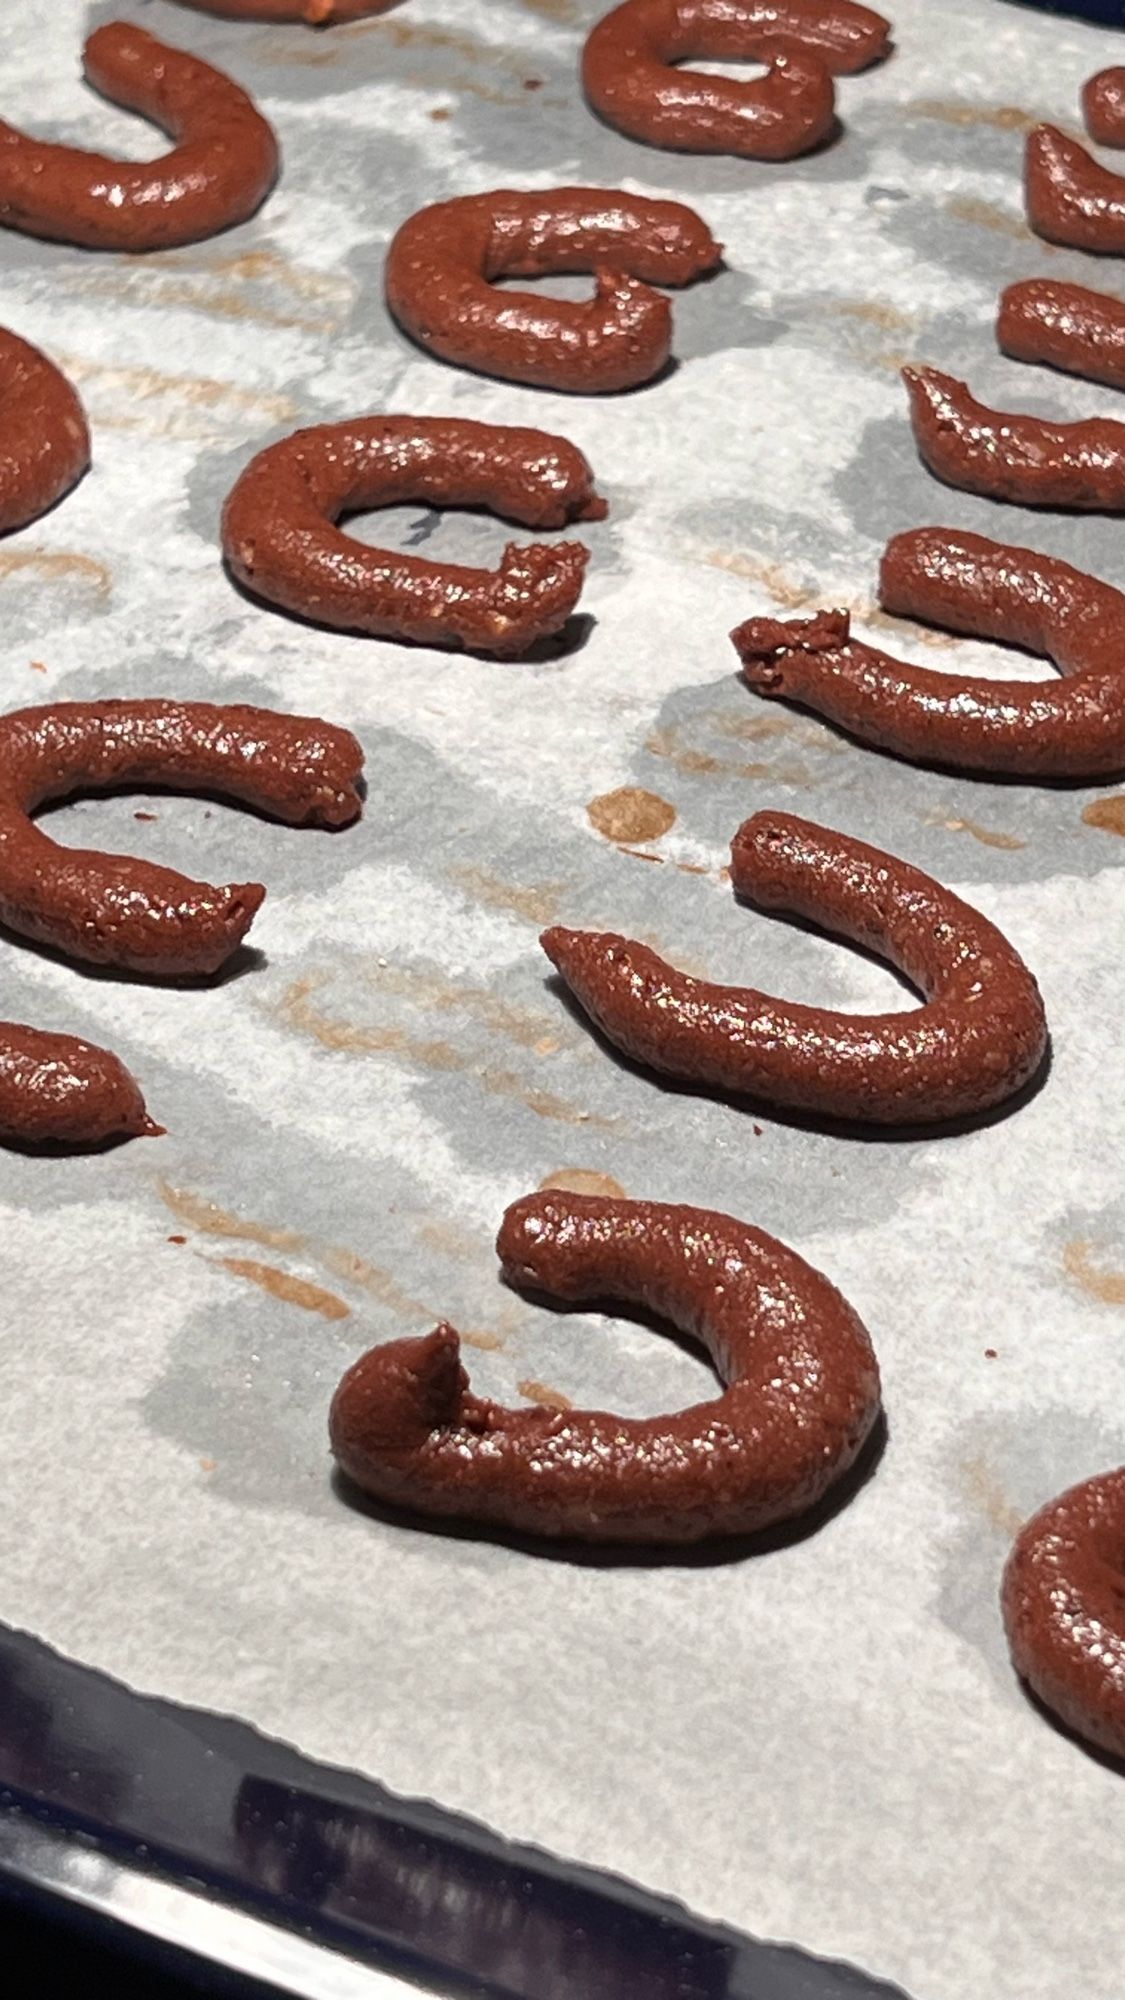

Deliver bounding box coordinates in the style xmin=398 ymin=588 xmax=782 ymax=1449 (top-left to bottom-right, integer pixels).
xmin=867 ymin=348 xmax=914 ymax=374
xmin=158 ymin=1179 xmax=303 ymax=1251
xmin=0 ymin=549 xmax=111 ymax=596
xmin=940 ymin=816 xmax=1026 ymax=852
xmin=59 ymin=353 xmax=299 ymax=437
xmin=71 ymin=246 xmax=353 ymax=336
xmin=831 ymin=298 xmax=917 ymax=333
xmin=646 ymin=723 xmax=812 ymax=788
xmin=962 ymin=1453 xmax=1024 ymax=1538
xmin=277 ymin=976 xmax=461 ymax=1064
xmin=318 ymin=1244 xmax=430 ymax=1322
xmin=696 ymin=548 xmax=818 ymax=609
xmin=278 ymin=975 xmax=614 ymax=1129
xmin=451 ymin=863 xmax=562 ymax=926
xmin=218 ymin=1257 xmax=351 ymax=1321
xmin=162 ymin=1175 xmax=438 ymax=1327
xmin=325 ymin=18 xmax=536 ymax=103
xmin=1081 ymin=796 xmax=1125 ymax=837
xmin=74 ymin=273 xmax=340 ymax=338
xmin=587 ymin=786 xmax=677 ymax=845
xmin=1063 ymin=1238 xmax=1125 ymax=1307
xmin=417 ymin=1218 xmax=479 ymax=1262
xmin=201 ymin=248 xmax=350 ymax=305
xmin=715 ymin=711 xmax=793 ymax=744
xmin=62 ymin=349 xmax=298 ymax=403
xmin=518 ymin=1378 xmax=574 ymax=1411
xmin=854 ymin=602 xmax=959 ymax=651
xmin=909 ymin=99 xmax=1040 ymax=133
xmin=199 ymin=1457 xmax=217 ymax=1474
xmin=945 ymin=196 xmax=1035 ymax=242
xmin=364 ymin=961 xmax=569 ymax=1053
xmin=539 ymin=1168 xmax=627 ymax=1199
xmin=462 ymin=1328 xmax=504 ymax=1352
xmin=29 ymin=660 xmax=47 ymax=675
xmin=518 ymin=0 xmax=579 ymax=19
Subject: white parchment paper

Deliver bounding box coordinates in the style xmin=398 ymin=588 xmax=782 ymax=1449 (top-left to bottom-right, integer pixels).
xmin=0 ymin=2 xmax=1122 ymax=1995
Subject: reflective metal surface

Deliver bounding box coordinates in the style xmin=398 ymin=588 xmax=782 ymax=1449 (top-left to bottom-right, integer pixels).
xmin=0 ymin=1621 xmax=909 ymax=1998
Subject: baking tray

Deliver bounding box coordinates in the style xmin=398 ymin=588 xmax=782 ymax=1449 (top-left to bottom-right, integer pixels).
xmin=0 ymin=1620 xmax=908 ymax=1997
xmin=0 ymin=1 xmax=1123 ymax=1996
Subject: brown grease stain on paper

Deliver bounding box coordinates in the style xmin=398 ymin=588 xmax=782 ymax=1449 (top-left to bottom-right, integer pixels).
xmin=60 ymin=354 xmax=298 ymax=433
xmin=218 ymin=1257 xmax=351 ymax=1321
xmin=939 ymin=817 xmax=1026 ymax=852
xmin=909 ymin=99 xmax=1041 ymax=132
xmin=72 ymin=247 xmax=353 ymax=336
xmin=278 ymin=975 xmax=613 ymax=1128
xmin=539 ymin=1168 xmax=628 ymax=1198
xmin=962 ymin=1453 xmax=1024 ymax=1538
xmin=831 ymin=298 xmax=917 ymax=333
xmin=1063 ymin=1239 xmax=1125 ymax=1306
xmin=160 ymin=1180 xmax=435 ymax=1327
xmin=312 ymin=17 xmax=537 ymax=103
xmin=1082 ymin=796 xmax=1125 ymax=837
xmin=0 ymin=549 xmax=110 ymax=596
xmin=695 ymin=548 xmax=818 ymax=609
xmin=587 ymin=787 xmax=677 ymax=844
xmin=945 ymin=196 xmax=1035 ymax=242
xmin=159 ymin=1180 xmax=302 ymax=1251
xmin=364 ymin=962 xmax=566 ymax=1054
xmin=646 ymin=723 xmax=813 ymax=788
xmin=518 ymin=1378 xmax=574 ymax=1411
xmin=517 ymin=0 xmax=580 ymax=21
xmin=451 ymin=864 xmax=562 ymax=926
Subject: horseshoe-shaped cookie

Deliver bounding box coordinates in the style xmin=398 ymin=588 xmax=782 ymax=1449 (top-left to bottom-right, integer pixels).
xmin=734 ymin=528 xmax=1125 ymax=777
xmin=903 ymin=363 xmax=1125 ymax=509
xmin=1002 ymin=1465 xmax=1125 ymax=1762
xmin=0 ymin=23 xmax=279 ymax=252
xmin=385 ymin=188 xmax=722 ymax=393
xmin=543 ymin=811 xmax=1046 ymax=1126
xmin=171 ymin=1 xmax=393 ymax=19
xmin=0 ymin=329 xmax=90 ymax=533
xmin=0 ymin=700 xmax=363 ymax=977
xmin=1025 ymin=124 xmax=1125 ymax=254
xmin=222 ymin=416 xmax=605 ymax=654
xmin=1083 ymin=67 xmax=1125 ymax=150
xmin=330 ymin=1190 xmax=882 ymax=1544
xmin=998 ymin=279 xmax=1125 ymax=393
xmin=0 ymin=1023 xmax=154 ymax=1149
xmin=583 ymin=0 xmax=890 ymax=160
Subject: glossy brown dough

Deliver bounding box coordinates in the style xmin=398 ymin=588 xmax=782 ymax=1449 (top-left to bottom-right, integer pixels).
xmin=0 ymin=329 xmax=90 ymax=534
xmin=222 ymin=416 xmax=605 ymax=654
xmin=0 ymin=23 xmax=278 ymax=252
xmin=734 ymin=527 xmax=1125 ymax=778
xmin=582 ymin=0 xmax=891 ymax=160
xmin=1025 ymin=125 xmax=1125 ymax=254
xmin=0 ymin=700 xmax=363 ymax=977
xmin=903 ymin=363 xmax=1125 ymax=509
xmin=330 ymin=1191 xmax=882 ymax=1544
xmin=1002 ymin=1466 xmax=1125 ymax=1762
xmin=0 ymin=1024 xmax=155 ymax=1149
xmin=998 ymin=279 xmax=1125 ymax=392
xmin=385 ymin=189 xmax=722 ymax=394
xmin=172 ymin=0 xmax=393 ymax=19
xmin=543 ymin=812 xmax=1046 ymax=1126
xmin=1083 ymin=66 xmax=1125 ymax=150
